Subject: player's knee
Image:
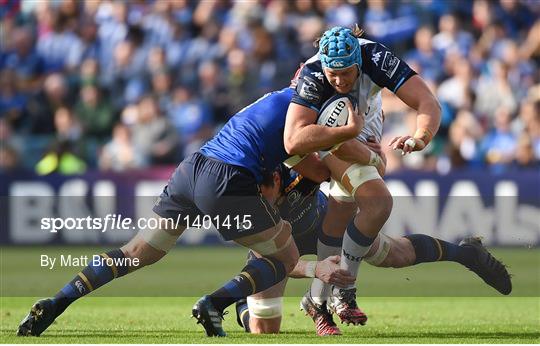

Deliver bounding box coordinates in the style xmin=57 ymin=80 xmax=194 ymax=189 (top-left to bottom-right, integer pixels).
xmin=361 ymin=194 xmax=393 ymax=230
xmin=121 ymin=236 xmax=165 ymax=267
xmin=276 ymin=244 xmax=299 ymax=275
xmin=252 ymin=221 xmax=298 ymax=274
xmin=250 ymin=320 xmax=280 ymax=334
xmin=370 ymin=193 xmax=393 ymax=223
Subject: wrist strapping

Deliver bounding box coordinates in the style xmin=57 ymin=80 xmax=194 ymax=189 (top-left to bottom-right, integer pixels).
xmin=414 ymin=128 xmax=433 ymax=145
xmin=305 ymin=261 xmax=317 ymax=278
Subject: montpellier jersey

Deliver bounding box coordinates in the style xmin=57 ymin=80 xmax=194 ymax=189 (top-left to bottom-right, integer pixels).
xmin=291 ymin=38 xmax=417 ymax=143
xmin=200 ymin=87 xmax=294 ymax=183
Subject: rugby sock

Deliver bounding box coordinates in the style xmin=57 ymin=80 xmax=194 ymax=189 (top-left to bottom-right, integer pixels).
xmin=52 ymin=249 xmax=130 ymax=315
xmin=405 ymin=234 xmax=476 ymax=265
xmin=310 ymin=232 xmax=342 ymax=305
xmin=338 ymin=221 xmax=376 ymax=290
xmin=209 ymin=257 xmax=286 ymax=313
xmin=236 ymin=300 xmax=251 ymax=332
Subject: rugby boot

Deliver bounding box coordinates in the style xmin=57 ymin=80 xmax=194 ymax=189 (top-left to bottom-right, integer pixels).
xmin=17 ymin=298 xmax=57 ymax=336
xmin=300 ymin=293 xmax=341 ymax=336
xmin=327 ymin=287 xmax=367 ymax=326
xmin=459 ymin=237 xmax=512 ymax=295
xmin=235 ymin=298 xmax=250 ymax=332
xmin=192 ymin=295 xmax=227 ymax=337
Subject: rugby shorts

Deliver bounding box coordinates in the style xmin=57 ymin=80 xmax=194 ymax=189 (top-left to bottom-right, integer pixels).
xmin=153 ymin=152 xmax=281 ymax=241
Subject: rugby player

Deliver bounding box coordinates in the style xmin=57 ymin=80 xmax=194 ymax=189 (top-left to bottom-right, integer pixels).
xmin=235 ymin=162 xmax=512 ymax=336
xmin=283 ymin=25 xmax=442 ymax=325
xmin=17 ymin=87 xmax=364 ymax=337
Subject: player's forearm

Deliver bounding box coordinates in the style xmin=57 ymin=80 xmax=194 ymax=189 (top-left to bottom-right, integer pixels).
xmin=288 ymin=259 xmax=317 ymax=279
xmin=414 ymin=99 xmax=441 ymax=144
xmin=292 ymin=153 xmax=331 ymax=183
xmin=285 ymin=125 xmax=356 ymax=155
xmin=396 ymin=75 xmax=441 ymax=145
xmin=329 ymin=139 xmax=374 ymax=165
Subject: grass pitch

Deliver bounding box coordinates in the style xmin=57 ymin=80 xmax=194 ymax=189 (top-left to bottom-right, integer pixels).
xmin=1 ymin=246 xmax=539 ymax=343
xmin=1 ymin=297 xmax=539 ymax=343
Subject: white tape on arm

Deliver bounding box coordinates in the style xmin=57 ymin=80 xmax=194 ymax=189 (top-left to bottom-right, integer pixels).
xmin=304 ymin=261 xmax=317 ymax=278
xmin=404 ymin=138 xmax=416 ymax=150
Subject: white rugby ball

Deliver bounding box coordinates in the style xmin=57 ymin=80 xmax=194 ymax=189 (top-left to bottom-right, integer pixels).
xmin=317 ymin=95 xmax=353 ymax=127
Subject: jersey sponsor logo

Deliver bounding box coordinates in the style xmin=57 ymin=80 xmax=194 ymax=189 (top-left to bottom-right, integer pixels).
xmin=310 ymin=71 xmax=324 ymax=82
xmin=299 ymin=76 xmax=321 ymax=103
xmin=75 ymin=280 xmax=86 ymax=294
xmin=371 ymin=51 xmax=382 ymax=66
xmin=287 ymin=190 xmax=301 ymax=206
xmin=381 ymin=51 xmax=400 ymax=78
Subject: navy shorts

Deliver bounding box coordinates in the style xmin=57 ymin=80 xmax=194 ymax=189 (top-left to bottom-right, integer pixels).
xmin=153 ymin=152 xmax=281 ymax=241
xmin=294 ymin=226 xmax=320 ymax=256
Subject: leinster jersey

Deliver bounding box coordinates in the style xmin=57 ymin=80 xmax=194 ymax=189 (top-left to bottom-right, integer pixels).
xmin=291 ymin=38 xmax=416 ymax=143
xmin=277 ymin=166 xmax=327 ymax=238
xmin=200 ymin=87 xmax=294 ymax=182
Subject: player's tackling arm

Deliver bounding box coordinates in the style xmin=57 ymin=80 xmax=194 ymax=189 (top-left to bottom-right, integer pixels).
xmin=288 ymin=256 xmax=355 ymax=287
xmin=292 ymin=153 xmax=331 ymax=183
xmin=330 ymin=139 xmax=386 ymax=177
xmin=392 ymin=75 xmax=441 ymax=154
xmin=284 ymin=102 xmax=363 ymax=155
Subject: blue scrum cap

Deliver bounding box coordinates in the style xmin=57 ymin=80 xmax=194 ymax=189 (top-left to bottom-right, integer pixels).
xmin=319 ymin=26 xmax=362 ymax=70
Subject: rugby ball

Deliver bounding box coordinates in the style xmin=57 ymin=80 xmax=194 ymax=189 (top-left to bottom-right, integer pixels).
xmin=317 ymin=94 xmax=355 ymax=127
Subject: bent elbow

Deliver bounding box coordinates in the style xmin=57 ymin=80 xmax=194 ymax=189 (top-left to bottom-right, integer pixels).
xmin=284 ymin=138 xmax=300 ymax=155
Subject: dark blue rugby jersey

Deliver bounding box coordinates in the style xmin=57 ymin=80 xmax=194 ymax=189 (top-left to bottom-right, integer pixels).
xmin=291 ymin=39 xmax=417 ymax=112
xmin=200 ymin=87 xmax=293 ymax=182
xmin=277 ymin=166 xmax=327 ymax=238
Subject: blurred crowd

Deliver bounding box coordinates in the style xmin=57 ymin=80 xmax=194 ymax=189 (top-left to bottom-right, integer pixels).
xmin=0 ymin=0 xmax=539 ymax=176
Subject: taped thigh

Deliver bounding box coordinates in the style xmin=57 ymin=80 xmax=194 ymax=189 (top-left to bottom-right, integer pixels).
xmin=328 ymin=178 xmax=355 ymax=203
xmin=364 ymin=232 xmax=392 ymax=265
xmin=139 ymin=228 xmax=180 ymax=252
xmin=247 ymin=297 xmax=283 ymax=319
xmin=249 ymin=220 xmax=293 ymax=256
xmin=340 ymin=164 xmax=381 ymax=196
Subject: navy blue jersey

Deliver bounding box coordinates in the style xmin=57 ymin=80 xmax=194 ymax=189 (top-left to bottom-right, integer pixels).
xmin=200 ymin=87 xmax=293 ymax=182
xmin=277 ymin=166 xmax=327 ymax=238
xmin=291 ymin=39 xmax=417 ymax=112
xmin=290 ymin=39 xmax=416 ymax=143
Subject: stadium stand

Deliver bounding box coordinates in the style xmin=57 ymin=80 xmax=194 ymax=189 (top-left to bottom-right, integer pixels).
xmin=0 ymin=0 xmax=538 ymax=174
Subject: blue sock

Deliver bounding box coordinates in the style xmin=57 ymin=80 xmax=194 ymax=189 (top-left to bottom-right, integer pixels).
xmin=405 ymin=234 xmax=475 ymax=265
xmin=236 ymin=300 xmax=251 ymax=332
xmin=209 ymin=257 xmax=286 ymax=313
xmin=52 ymin=249 xmax=130 ymax=315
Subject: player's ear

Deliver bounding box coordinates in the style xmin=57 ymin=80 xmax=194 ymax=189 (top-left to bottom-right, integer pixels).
xmin=273 ymin=171 xmax=281 ymax=186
